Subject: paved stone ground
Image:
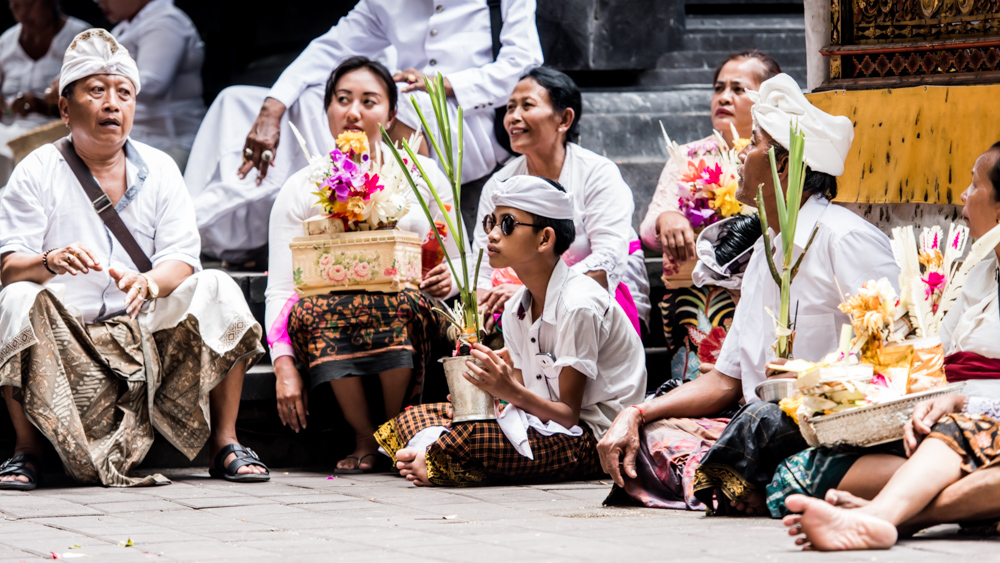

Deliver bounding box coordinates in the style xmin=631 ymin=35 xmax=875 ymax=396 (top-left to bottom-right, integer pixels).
xmin=0 ymin=470 xmax=996 ymax=562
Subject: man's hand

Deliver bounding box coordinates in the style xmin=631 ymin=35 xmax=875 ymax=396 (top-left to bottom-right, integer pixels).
xmin=47 ymin=242 xmax=102 ymax=276
xmin=10 ymin=93 xmax=45 ymax=117
xmin=466 ymin=344 xmax=521 ymax=403
xmin=274 ymin=356 xmax=309 ymax=432
xmin=392 ymin=69 xmax=454 ymax=97
xmin=765 ymin=357 xmax=796 ymax=380
xmin=109 ymin=267 xmax=148 ymax=319
xmin=656 ymin=211 xmax=696 ymax=265
xmin=903 ymin=394 xmax=965 ymax=456
xmin=478 ymin=283 xmax=520 ymax=316
xmin=238 ymin=98 xmax=286 ymax=184
xmin=420 ymin=263 xmax=452 ymax=298
xmin=597 ymin=406 xmax=643 ymax=487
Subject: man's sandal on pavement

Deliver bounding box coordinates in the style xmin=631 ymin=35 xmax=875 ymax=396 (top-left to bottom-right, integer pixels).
xmin=0 ymin=453 xmax=41 ymax=491
xmin=209 ymin=444 xmax=270 ymax=482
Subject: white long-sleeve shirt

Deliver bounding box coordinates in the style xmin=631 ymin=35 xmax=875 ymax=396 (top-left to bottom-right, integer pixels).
xmin=0 ymin=17 xmax=89 ymax=100
xmin=716 ymin=195 xmax=901 ymax=402
xmin=265 ymin=0 xmax=543 ymax=183
xmin=264 ymin=144 xmax=471 ymax=360
xmin=112 ymin=0 xmax=205 ymax=157
xmin=473 ymin=143 xmax=651 ymax=322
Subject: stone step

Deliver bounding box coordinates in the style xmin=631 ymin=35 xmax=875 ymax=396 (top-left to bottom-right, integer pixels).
xmin=684 ymin=14 xmax=806 ymax=32
xmin=657 ymin=49 xmax=807 ymax=71
xmin=635 ymin=65 xmax=808 ymax=89
xmin=681 ymin=31 xmax=806 ymax=54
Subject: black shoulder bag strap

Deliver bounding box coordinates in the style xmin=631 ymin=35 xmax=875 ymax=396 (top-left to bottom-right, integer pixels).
xmin=488 ymin=0 xmax=513 ymax=154
xmin=55 ymin=137 xmax=153 ymax=273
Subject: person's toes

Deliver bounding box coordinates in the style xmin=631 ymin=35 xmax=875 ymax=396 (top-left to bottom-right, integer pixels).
xmin=785 ymin=494 xmax=810 ymax=514
xmin=396 ymin=449 xmax=418 ymax=462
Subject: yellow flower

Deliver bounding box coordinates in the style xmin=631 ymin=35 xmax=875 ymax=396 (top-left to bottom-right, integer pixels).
xmin=336 ymin=131 xmax=369 ymax=155
xmin=918 ymin=249 xmax=943 ymax=270
xmin=711 ymin=182 xmax=742 ymax=217
xmin=330 ymin=199 xmax=364 ymax=223
xmin=732 ymin=137 xmax=750 ymax=153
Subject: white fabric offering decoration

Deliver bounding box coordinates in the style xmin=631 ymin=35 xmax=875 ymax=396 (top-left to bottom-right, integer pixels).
xmin=490 ymin=175 xmax=575 ymax=220
xmin=60 ymin=29 xmax=141 ymax=94
xmin=747 ymin=73 xmax=853 ymax=177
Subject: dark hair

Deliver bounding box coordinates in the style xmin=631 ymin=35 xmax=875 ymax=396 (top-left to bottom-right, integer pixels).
xmin=712 ymin=50 xmax=782 ymax=86
xmin=770 ymin=141 xmax=839 ymax=201
xmin=527 ymin=177 xmax=576 ymax=255
xmin=714 ymin=214 xmax=760 ymax=267
xmin=60 ymin=79 xmax=78 ymax=100
xmin=987 ymin=141 xmax=1000 ymax=202
xmin=324 ymin=56 xmax=397 ymax=114
xmin=519 ymin=67 xmax=582 ymax=144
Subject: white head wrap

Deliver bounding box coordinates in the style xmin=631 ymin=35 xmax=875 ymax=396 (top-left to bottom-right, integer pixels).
xmin=691 ymin=217 xmax=755 ymax=290
xmin=491 ymin=175 xmax=574 ymax=220
xmin=748 ymin=73 xmax=853 ymax=177
xmin=59 ymin=29 xmax=141 ymax=95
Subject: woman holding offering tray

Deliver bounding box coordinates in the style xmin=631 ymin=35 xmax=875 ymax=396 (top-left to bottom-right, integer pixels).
xmin=767 ymin=142 xmax=1000 ymax=522
xmin=264 ymin=57 xmax=467 ymax=474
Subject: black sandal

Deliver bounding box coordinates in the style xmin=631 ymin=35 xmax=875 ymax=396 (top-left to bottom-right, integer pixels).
xmin=0 ymin=453 xmax=41 ymax=491
xmin=208 ymin=444 xmax=270 ymax=482
xmin=334 ymin=453 xmax=386 ymax=474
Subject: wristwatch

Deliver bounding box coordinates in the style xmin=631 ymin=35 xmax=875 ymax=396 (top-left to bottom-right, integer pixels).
xmin=140 ymin=273 xmax=160 ymax=299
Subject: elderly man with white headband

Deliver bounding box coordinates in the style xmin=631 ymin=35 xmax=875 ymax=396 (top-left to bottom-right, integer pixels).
xmin=0 ymin=30 xmax=269 ymax=490
xmin=598 ymin=73 xmax=900 ymax=514
xmin=374 ymin=175 xmax=646 ymax=487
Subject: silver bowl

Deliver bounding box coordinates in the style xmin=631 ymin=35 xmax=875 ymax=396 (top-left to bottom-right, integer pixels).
xmin=755 ymin=379 xmax=797 ymax=403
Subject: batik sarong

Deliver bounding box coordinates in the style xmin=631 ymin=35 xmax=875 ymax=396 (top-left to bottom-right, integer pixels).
xmin=660 ymin=286 xmax=735 ymax=381
xmin=287 ymin=288 xmax=448 ymax=404
xmin=692 ymin=401 xmax=807 ymax=515
xmin=0 ymin=271 xmax=263 ymax=487
xmin=619 ymin=417 xmax=730 ymax=510
xmin=375 ymin=402 xmax=602 ymax=487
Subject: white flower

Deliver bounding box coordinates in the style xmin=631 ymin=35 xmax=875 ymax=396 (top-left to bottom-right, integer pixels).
xmin=307 ymin=154 xmax=331 ymax=185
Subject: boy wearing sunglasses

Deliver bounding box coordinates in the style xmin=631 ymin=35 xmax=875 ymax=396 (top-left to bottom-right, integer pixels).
xmin=376 ymin=175 xmax=646 ymax=487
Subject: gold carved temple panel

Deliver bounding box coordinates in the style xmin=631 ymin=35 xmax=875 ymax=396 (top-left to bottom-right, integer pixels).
xmin=822 ymin=0 xmax=1000 ymax=89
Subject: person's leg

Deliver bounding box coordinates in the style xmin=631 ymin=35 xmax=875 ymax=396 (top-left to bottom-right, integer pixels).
xmin=329 ymin=377 xmax=380 ymax=471
xmin=833 ymin=453 xmax=907 ymax=501
xmin=378 ymin=367 xmax=412 ymax=420
xmin=0 ymin=387 xmax=46 ymax=484
xmin=898 ymin=465 xmax=1000 ymax=533
xmin=784 ymin=437 xmax=964 ymax=550
xmin=208 ymin=360 xmax=266 ymax=475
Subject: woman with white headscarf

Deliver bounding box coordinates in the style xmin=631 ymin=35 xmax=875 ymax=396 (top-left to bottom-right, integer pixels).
xmin=0 ymin=30 xmax=267 ymax=490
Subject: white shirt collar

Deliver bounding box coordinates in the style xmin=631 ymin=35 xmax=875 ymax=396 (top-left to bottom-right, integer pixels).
xmin=515 ymin=259 xmax=572 ymax=325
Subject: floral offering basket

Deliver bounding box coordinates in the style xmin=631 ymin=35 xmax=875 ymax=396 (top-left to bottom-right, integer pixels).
xmin=291 ymin=216 xmax=421 ymax=297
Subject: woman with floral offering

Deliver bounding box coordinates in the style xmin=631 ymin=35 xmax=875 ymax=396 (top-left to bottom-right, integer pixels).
xmin=264 ymin=57 xmax=467 ymax=474
xmin=767 ymin=142 xmax=1000 ymax=522
xmin=639 ymin=50 xmax=781 ymax=381
xmin=474 ymin=67 xmax=651 ymax=332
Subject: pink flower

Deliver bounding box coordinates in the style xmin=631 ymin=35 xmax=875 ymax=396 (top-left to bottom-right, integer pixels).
xmin=318 ymin=254 xmax=334 ymax=269
xmin=325 ymin=264 xmax=347 ymax=283
xmin=700 ymin=163 xmax=723 ymax=186
xmin=383 ymin=267 xmax=398 ymax=277
xmin=921 ymin=271 xmax=946 ymax=298
xmin=351 ymin=261 xmax=371 ymax=280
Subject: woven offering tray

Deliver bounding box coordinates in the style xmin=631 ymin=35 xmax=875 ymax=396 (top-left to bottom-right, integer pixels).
xmin=806 ymin=382 xmax=966 ymax=448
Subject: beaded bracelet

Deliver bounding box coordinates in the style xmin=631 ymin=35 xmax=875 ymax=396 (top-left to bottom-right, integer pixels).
xmin=630 ymin=404 xmax=646 ymax=427
xmin=42 ymin=249 xmax=57 ymax=275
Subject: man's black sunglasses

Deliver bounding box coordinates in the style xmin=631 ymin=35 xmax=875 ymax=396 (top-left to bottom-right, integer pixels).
xmin=482 ymin=213 xmax=543 ymax=236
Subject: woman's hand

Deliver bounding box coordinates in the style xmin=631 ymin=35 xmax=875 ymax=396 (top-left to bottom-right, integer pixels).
xmin=420 ymin=263 xmax=452 ymax=298
xmin=274 ymin=356 xmax=309 ymax=432
xmin=903 ymin=394 xmax=966 ymax=456
xmin=109 ymin=268 xmax=148 ymax=319
xmin=465 ymin=344 xmax=522 ymax=404
xmin=47 ymin=242 xmax=103 ymax=276
xmin=656 ymin=211 xmax=696 ymax=265
xmin=238 ymin=98 xmax=286 ymax=184
xmin=10 ymin=93 xmax=45 ymax=117
xmin=393 ymin=69 xmax=454 ymax=97
xmin=597 ymin=406 xmax=643 ymax=487
xmin=478 ymin=283 xmax=521 ymax=317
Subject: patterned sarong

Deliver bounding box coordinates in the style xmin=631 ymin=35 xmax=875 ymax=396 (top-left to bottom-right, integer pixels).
xmin=660 ymin=286 xmax=735 ymax=382
xmin=0 ymin=272 xmax=263 ymax=487
xmin=287 ymin=289 xmax=448 ymax=404
xmin=375 ymin=402 xmax=603 ymax=487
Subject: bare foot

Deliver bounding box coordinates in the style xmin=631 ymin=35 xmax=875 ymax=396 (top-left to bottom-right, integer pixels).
xmin=728 ymin=490 xmax=767 ymax=516
xmin=783 ymin=494 xmax=898 ymax=551
xmin=825 ymin=488 xmax=870 ymax=509
xmin=395 ymin=448 xmax=433 ymax=486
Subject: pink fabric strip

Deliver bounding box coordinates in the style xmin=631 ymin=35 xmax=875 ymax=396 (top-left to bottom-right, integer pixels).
xmin=266 ymin=293 xmax=300 ymax=349
xmin=629 ymin=240 xmax=642 ymax=254
xmin=616 ymin=282 xmax=641 ymax=335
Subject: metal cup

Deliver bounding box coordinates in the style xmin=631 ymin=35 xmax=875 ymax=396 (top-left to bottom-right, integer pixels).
xmin=441 ymin=356 xmax=496 ymax=422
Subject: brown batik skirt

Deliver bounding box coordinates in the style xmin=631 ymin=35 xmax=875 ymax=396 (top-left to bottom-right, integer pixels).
xmin=0 ymin=279 xmax=263 ymax=487
xmin=375 ymin=402 xmax=603 ymax=487
xmin=287 ymin=289 xmax=448 ymax=404
xmin=929 ymin=413 xmax=1000 ymax=473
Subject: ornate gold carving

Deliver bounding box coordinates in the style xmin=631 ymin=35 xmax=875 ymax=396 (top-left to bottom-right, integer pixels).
xmin=848 ymin=0 xmax=1000 ymax=44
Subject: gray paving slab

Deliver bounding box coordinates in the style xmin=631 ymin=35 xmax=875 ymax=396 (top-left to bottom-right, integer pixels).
xmin=0 ymin=471 xmax=997 ymax=561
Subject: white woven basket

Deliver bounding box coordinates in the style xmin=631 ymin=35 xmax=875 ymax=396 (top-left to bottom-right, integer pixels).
xmin=806 ymin=382 xmax=966 ymax=448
